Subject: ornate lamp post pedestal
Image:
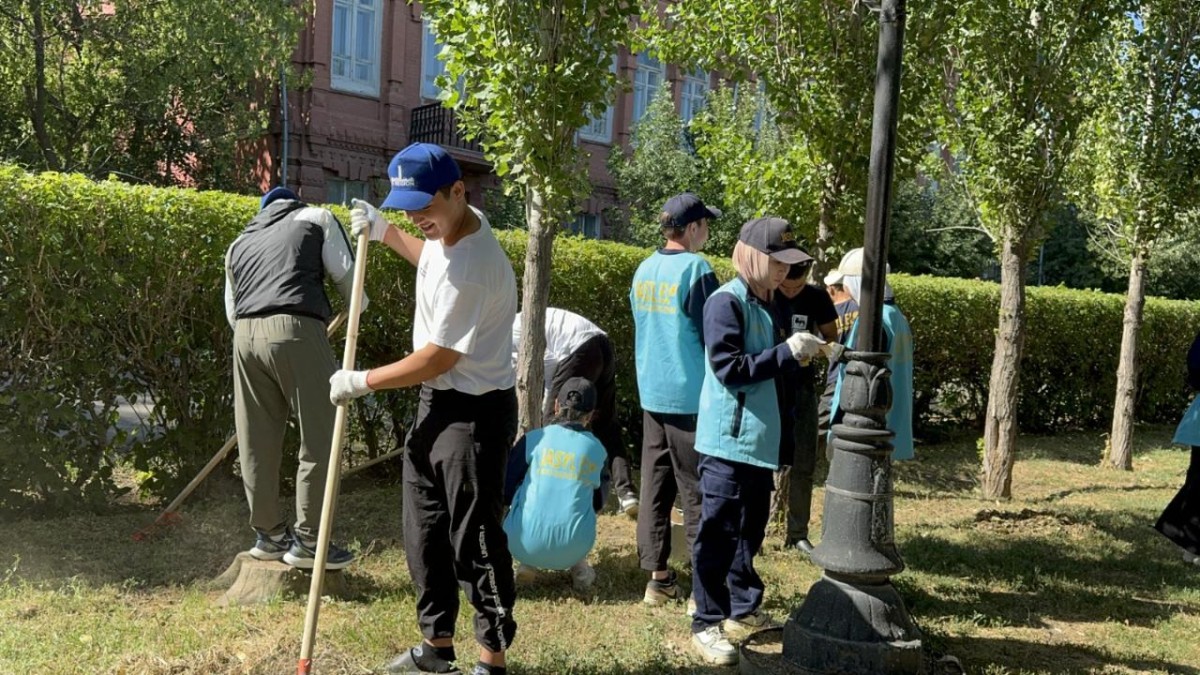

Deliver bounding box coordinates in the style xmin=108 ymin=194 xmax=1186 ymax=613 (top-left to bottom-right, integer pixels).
xmin=782 ymin=352 xmax=924 ymax=673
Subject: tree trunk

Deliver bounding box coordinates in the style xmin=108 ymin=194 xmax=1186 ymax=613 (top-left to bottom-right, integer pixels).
xmin=1109 ymin=249 xmax=1148 ymax=471
xmin=814 ymin=174 xmax=842 ymax=280
xmin=516 ymin=187 xmax=555 ymax=434
xmin=982 ymin=236 xmax=1029 ymax=499
xmin=27 ymin=0 xmax=61 ymax=171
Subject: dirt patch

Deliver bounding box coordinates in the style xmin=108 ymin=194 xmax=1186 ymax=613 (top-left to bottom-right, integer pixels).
xmin=972 ymin=508 xmax=1082 ymax=535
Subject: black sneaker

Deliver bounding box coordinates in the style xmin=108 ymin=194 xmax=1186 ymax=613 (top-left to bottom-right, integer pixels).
xmin=248 ymin=529 xmax=292 ymax=561
xmin=283 ymin=536 xmax=355 ymax=570
xmin=788 ymin=538 xmax=815 ymax=555
xmin=382 ymin=645 xmax=462 ymax=674
xmin=643 ymin=570 xmax=679 ymax=605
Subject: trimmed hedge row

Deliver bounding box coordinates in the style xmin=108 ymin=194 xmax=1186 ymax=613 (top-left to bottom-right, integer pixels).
xmin=3 ymin=167 xmax=1198 ymax=511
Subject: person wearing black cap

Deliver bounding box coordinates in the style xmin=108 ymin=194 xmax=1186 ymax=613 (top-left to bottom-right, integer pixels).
xmin=689 ymin=217 xmax=825 ymax=666
xmin=629 ymin=192 xmax=721 ymax=609
xmin=502 ymin=377 xmax=609 ymax=592
xmin=224 ymin=186 xmax=362 ymax=570
xmin=328 ymin=143 xmax=519 ymax=675
xmin=511 ymin=307 xmax=637 ymax=516
xmin=772 ymin=256 xmax=838 ymax=555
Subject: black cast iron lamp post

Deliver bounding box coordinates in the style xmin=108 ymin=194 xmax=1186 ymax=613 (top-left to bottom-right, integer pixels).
xmin=751 ymin=0 xmax=926 ymax=672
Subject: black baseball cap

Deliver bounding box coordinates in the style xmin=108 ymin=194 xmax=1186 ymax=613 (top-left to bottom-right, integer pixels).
xmin=663 ymin=193 xmax=722 ymax=228
xmin=556 ymin=377 xmax=597 ymax=414
xmin=739 ymin=217 xmax=812 ymax=265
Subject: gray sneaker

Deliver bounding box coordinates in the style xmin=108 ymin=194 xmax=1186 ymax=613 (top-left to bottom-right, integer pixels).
xmin=282 ymin=537 xmax=355 ymax=570
xmin=723 ymin=610 xmax=779 ymax=641
xmin=570 ymin=560 xmax=597 ymax=592
xmin=249 ymin=529 xmax=292 ymax=561
xmin=692 ymin=625 xmax=738 ymax=665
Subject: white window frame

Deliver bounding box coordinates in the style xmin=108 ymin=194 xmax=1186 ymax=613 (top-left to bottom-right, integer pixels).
xmin=326 ymin=178 xmax=369 ymax=206
xmin=579 ymin=55 xmax=618 ymax=143
xmin=331 ymin=0 xmax=382 ymax=97
xmin=632 ymin=53 xmax=664 ymax=122
xmin=569 ymin=213 xmax=602 ymax=239
xmin=680 ymin=69 xmax=709 ymax=124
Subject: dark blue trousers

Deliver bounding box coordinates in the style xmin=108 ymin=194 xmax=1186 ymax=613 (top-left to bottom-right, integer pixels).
xmin=690 ymin=453 xmax=773 ymax=633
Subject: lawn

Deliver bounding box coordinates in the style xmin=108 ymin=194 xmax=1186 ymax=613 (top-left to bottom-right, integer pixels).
xmin=1 ymin=427 xmax=1197 ymax=674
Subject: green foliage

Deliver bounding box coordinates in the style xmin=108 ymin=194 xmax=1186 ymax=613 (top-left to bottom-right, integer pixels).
xmin=1068 ymin=4 xmax=1200 ymax=261
xmin=4 ymin=169 xmax=1200 ymax=510
xmin=648 ymin=0 xmax=948 ymax=260
xmin=605 ymin=89 xmax=710 ymax=249
xmin=938 ymin=1 xmax=1126 ymax=245
xmin=422 ymin=0 xmax=639 ymax=224
xmin=607 ymin=87 xmax=822 ymax=257
xmin=0 ymin=0 xmax=305 ymax=191
xmin=888 ymin=179 xmax=996 ymax=280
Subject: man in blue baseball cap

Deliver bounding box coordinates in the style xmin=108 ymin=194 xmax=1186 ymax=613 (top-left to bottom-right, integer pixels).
xmin=329 ymin=143 xmax=519 ymax=675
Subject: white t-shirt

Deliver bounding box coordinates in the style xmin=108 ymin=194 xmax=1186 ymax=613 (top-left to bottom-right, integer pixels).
xmin=511 ymin=307 xmax=606 ymax=396
xmin=414 ymin=207 xmax=518 ymax=394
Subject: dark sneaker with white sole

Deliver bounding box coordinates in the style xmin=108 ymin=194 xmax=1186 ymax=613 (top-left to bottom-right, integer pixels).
xmin=382 ymin=645 xmax=462 ymax=674
xmin=249 ymin=529 xmax=292 ymax=561
xmin=283 ymin=537 xmax=355 ymax=570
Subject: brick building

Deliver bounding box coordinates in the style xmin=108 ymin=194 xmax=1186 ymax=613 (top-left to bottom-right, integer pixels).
xmin=262 ymin=0 xmax=714 ymax=237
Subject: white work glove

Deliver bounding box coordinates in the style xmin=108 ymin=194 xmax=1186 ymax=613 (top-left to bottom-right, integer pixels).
xmin=786 ymin=331 xmax=825 ymax=361
xmin=329 ymin=369 xmax=373 ymax=406
xmin=820 ymin=341 xmax=846 ymax=364
xmin=350 ymin=198 xmax=389 ymax=242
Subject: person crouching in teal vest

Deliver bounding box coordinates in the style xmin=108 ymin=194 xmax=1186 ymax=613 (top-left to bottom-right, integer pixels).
xmin=689 ymin=218 xmax=827 ymax=667
xmin=503 ymin=377 xmax=609 ymax=593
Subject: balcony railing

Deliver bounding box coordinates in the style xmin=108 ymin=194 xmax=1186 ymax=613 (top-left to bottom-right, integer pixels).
xmin=409 ymin=103 xmax=483 ymax=155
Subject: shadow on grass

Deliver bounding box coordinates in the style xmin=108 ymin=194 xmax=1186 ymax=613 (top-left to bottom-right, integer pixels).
xmin=932 ymin=634 xmax=1200 ymax=675
xmin=515 ymin=547 xmax=681 ymax=605
xmin=900 ymin=508 xmax=1199 ymax=631
xmin=0 ymin=482 xmax=405 ymax=590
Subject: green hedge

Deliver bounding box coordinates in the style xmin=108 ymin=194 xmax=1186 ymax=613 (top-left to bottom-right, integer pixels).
xmin=3 ymin=166 xmax=1198 ymax=511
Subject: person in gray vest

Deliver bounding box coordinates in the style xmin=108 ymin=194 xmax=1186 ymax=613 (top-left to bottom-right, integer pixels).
xmin=223 ymin=186 xmax=362 ymax=570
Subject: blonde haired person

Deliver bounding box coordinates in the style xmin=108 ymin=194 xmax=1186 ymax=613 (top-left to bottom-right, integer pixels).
xmin=688 ymin=218 xmax=825 ymax=666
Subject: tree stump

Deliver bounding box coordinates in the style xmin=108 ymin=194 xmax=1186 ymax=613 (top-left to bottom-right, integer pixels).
xmin=211 ymin=552 xmax=349 ymax=606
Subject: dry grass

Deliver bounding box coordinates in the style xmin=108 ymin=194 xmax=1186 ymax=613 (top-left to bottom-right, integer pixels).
xmin=2 ymin=426 xmax=1198 ymax=674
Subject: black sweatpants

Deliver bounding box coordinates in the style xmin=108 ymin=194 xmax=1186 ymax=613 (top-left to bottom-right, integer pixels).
xmin=542 ymin=334 xmax=635 ymax=498
xmin=787 ymin=370 xmax=821 ymax=543
xmin=403 ymin=385 xmax=518 ymax=653
xmin=636 ymin=410 xmax=702 ymax=571
xmin=1155 ymin=445 xmax=1200 ymax=555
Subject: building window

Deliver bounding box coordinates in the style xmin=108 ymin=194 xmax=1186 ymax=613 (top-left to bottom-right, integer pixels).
xmin=579 ymin=55 xmax=618 ymax=144
xmin=568 ymin=213 xmax=601 ymax=239
xmin=331 ymin=0 xmax=382 ymax=97
xmin=632 ymin=53 xmax=663 ymax=122
xmin=327 ymin=178 xmax=369 ymax=206
xmin=680 ymin=69 xmax=709 ymax=124
xmin=422 ymin=19 xmax=448 ymax=100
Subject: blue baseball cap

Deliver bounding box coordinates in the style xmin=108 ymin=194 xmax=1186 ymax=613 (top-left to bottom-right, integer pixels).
xmin=260 ymin=186 xmax=297 ymax=210
xmin=381 ymin=143 xmax=463 ymax=211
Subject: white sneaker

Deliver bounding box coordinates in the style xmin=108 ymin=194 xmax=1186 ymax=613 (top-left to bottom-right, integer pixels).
xmin=692 ymin=625 xmax=738 ymax=666
xmin=570 ymin=560 xmax=597 ymax=592
xmin=515 ymin=563 xmax=539 ymax=585
xmin=723 ymin=610 xmax=779 ymax=641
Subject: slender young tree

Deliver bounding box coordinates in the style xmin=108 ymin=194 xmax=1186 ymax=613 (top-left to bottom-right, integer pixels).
xmin=1070 ymin=3 xmax=1200 ymax=470
xmin=939 ymin=1 xmax=1127 ymax=498
xmin=421 ymin=0 xmax=639 ymax=431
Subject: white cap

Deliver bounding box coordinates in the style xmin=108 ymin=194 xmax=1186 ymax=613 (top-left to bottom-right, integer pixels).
xmin=838 ymin=247 xmax=889 ymax=277
xmin=824 ymin=269 xmax=845 ymax=287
